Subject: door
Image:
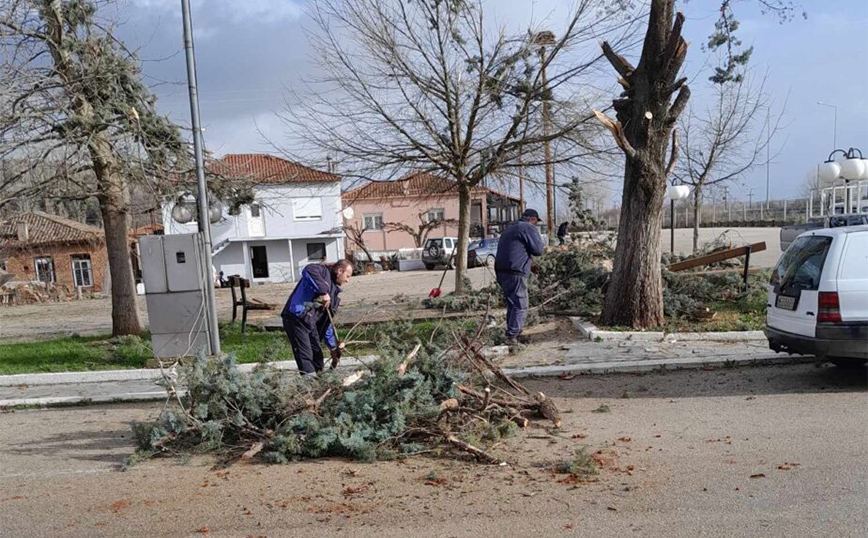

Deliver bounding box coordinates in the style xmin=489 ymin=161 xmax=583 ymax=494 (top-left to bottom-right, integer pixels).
xmin=250 ymin=245 xmax=269 ymax=279
xmin=767 ymin=235 xmax=833 ymax=337
xmin=248 ymin=203 xmax=265 ymax=237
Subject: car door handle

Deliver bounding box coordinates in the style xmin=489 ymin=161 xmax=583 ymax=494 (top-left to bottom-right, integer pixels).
xmin=806 ymin=312 xmax=815 ymax=316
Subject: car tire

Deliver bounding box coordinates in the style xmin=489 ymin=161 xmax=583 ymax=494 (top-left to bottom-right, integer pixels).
xmin=424 ymin=263 xmax=435 ymax=271
xmin=486 ymin=255 xmax=495 ymax=267
xmin=829 ymin=357 xmax=868 ymax=368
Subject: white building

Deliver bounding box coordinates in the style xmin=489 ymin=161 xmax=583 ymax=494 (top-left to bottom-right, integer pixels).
xmin=162 ymin=154 xmax=344 ymax=283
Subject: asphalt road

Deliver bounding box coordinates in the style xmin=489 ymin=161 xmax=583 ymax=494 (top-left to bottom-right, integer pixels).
xmin=1 ymin=362 xmax=864 ymax=538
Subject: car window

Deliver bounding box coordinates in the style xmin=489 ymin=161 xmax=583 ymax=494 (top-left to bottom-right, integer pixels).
xmin=468 ymin=241 xmax=480 ymax=250
xmin=771 ymin=236 xmax=832 ymax=292
xmin=444 ymin=239 xmax=452 ymax=248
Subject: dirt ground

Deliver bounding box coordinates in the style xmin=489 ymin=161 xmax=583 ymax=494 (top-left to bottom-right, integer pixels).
xmin=0 ymin=363 xmax=865 ymax=538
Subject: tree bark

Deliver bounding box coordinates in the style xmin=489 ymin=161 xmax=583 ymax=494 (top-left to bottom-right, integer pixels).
xmin=692 ymin=185 xmax=702 ymax=253
xmin=92 ymin=134 xmax=141 ymax=336
xmin=602 ymin=160 xmax=667 ymax=327
xmin=454 ymin=181 xmax=472 ymax=294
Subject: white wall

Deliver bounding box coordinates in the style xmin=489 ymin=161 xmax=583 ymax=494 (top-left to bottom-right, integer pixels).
xmin=291 ymin=238 xmax=339 ymax=275
xmin=161 ymin=181 xmax=342 ymax=243
xmin=213 ymin=242 xmax=247 ymax=280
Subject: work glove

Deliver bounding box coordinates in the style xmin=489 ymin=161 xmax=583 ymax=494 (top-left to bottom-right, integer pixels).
xmin=329 ymin=345 xmax=343 ymax=369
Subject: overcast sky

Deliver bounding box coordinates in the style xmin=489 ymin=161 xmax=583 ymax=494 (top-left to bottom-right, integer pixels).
xmin=116 ymin=0 xmax=868 ymax=208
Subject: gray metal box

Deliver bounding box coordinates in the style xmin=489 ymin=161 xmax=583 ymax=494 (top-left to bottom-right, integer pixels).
xmin=145 ymin=291 xmax=207 ymax=336
xmin=163 ymin=234 xmax=204 ymax=292
xmin=151 ymin=331 xmax=210 ymax=358
xmin=140 ymin=235 xmax=168 ymax=294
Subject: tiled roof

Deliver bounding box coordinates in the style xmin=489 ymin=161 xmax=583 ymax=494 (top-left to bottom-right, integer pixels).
xmin=0 ymin=212 xmax=104 ymax=251
xmin=342 ymin=171 xmax=519 ymax=203
xmin=213 ymin=154 xmax=338 ymax=185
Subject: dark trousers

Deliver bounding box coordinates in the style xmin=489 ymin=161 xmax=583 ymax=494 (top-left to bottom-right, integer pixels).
xmin=283 ymin=315 xmax=324 ymax=374
xmin=496 ymin=271 xmax=528 ymax=339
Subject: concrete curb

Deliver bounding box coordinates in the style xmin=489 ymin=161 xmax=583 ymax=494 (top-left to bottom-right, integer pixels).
xmin=0 ymin=354 xmax=815 ymax=408
xmin=0 ymin=356 xmax=379 ymax=387
xmin=569 ymin=317 xmax=766 ymax=343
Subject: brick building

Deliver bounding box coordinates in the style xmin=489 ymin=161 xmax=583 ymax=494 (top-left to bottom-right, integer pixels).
xmin=0 ymin=212 xmax=109 ymax=293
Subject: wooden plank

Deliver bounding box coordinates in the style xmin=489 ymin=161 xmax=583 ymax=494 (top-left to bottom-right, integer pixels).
xmin=667 ymin=242 xmax=766 ymax=272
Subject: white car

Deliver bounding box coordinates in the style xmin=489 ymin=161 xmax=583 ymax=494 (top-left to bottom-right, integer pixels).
xmin=765 ymin=225 xmax=868 ymax=366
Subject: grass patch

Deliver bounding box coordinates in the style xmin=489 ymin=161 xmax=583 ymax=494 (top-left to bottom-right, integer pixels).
xmin=0 ymin=319 xmax=467 ymax=375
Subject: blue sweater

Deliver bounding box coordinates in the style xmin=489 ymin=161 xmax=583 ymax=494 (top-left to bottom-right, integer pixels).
xmin=494 ymin=219 xmax=545 ymax=275
xmin=281 ymin=264 xmax=341 ymax=348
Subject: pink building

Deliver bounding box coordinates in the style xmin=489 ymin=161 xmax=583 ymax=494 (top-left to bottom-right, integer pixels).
xmin=342 ymin=172 xmax=521 ymax=252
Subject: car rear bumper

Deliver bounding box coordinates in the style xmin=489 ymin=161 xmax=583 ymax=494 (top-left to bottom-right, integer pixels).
xmin=765 ymin=323 xmax=868 ymax=359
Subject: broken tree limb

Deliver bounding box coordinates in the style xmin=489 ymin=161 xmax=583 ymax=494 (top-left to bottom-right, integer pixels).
xmin=455 ymin=383 xmax=534 ymax=409
xmin=241 ymin=442 xmax=265 ymax=460
xmin=667 ymin=85 xmax=691 ymax=125
xmin=593 ymin=110 xmax=636 ymax=159
xmin=601 ymin=40 xmax=635 ymax=78
xmin=397 ymin=343 xmax=422 ymax=378
xmin=443 ymin=434 xmax=503 ymax=464
xmin=470 ymin=345 xmax=531 ymax=397
xmin=534 ymin=392 xmax=562 ymax=428
xmin=664 ymin=129 xmax=679 ymax=179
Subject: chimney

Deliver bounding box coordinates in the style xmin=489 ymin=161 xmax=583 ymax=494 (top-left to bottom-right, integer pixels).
xmin=16 ymin=222 xmax=29 ymax=242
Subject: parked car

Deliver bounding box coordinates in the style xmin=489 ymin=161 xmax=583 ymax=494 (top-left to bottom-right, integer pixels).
xmin=765 ymin=225 xmax=868 ymax=367
xmin=779 ymin=213 xmax=868 ymax=252
xmin=468 ymin=238 xmax=499 ymax=267
xmin=422 ymin=237 xmax=457 ymax=270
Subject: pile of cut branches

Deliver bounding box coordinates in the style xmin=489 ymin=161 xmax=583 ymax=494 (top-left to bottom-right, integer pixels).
xmin=131 ymin=320 xmax=560 ymax=465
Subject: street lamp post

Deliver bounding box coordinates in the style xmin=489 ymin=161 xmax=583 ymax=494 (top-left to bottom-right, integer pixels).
xmin=818 ymin=147 xmax=868 ymax=214
xmin=181 ymin=0 xmax=220 ymax=355
xmin=534 ymin=31 xmax=556 ymax=236
xmin=667 ymin=181 xmax=690 ymax=254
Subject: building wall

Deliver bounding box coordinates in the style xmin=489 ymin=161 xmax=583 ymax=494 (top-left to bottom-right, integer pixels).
xmin=212 ymin=237 xmax=340 ymax=283
xmin=162 ymin=182 xmax=343 ymax=243
xmin=2 ymin=242 xmax=108 ymax=293
xmin=344 ymin=194 xmax=488 ymax=251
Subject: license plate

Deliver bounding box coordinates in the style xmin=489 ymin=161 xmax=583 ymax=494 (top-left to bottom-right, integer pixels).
xmin=775 ymin=295 xmax=797 ymax=310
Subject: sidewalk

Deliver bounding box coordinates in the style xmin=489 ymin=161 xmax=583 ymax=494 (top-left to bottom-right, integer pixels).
xmin=0 ymin=333 xmax=813 ymax=407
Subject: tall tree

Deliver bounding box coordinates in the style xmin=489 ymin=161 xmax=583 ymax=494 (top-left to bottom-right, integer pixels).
xmin=595 ymin=0 xmax=801 ymax=328
xmin=281 ymin=0 xmax=631 ymax=293
xmin=594 ymin=0 xmax=689 ymax=328
xmin=0 ymin=0 xmax=186 ymax=335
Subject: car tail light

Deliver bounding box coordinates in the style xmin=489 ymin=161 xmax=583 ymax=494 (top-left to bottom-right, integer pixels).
xmin=818 ymin=292 xmax=842 ymax=323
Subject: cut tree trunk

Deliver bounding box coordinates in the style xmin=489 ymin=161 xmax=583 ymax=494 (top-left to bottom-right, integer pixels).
xmin=454 ymin=181 xmax=472 ymax=294
xmin=602 ymin=160 xmax=667 ymax=328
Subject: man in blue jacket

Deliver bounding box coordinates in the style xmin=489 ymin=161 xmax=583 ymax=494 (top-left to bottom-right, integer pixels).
xmin=281 ymin=259 xmax=353 ymax=375
xmin=494 ymin=209 xmax=545 ymax=344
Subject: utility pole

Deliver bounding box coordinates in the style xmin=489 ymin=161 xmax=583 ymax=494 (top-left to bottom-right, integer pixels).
xmin=535 ymin=31 xmax=556 ymax=235
xmin=817 ymin=101 xmax=838 ymax=150
xmin=182 ymin=0 xmax=220 ymax=354
xmin=765 ymin=114 xmax=770 ymax=210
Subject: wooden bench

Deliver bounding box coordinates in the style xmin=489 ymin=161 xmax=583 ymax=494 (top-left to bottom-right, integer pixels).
xmin=227 ymin=276 xmax=275 ymax=334
xmin=667 ymin=242 xmax=767 ymax=292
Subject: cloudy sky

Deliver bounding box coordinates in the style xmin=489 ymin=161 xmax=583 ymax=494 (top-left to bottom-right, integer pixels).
xmin=115 ymin=0 xmax=868 ymax=207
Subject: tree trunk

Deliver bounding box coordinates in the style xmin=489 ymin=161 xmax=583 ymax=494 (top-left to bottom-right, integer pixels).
xmin=454 ymin=181 xmax=472 ymax=294
xmin=92 ymin=135 xmax=141 ymax=336
xmin=601 ymin=160 xmax=666 ymax=328
xmin=692 ymin=185 xmax=702 ymax=253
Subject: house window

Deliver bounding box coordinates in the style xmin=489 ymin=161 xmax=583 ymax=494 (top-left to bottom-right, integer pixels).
xmin=427 ymin=208 xmax=445 ymax=222
xmin=363 ymin=213 xmax=384 ymax=230
xmin=34 ymin=256 xmax=55 ymax=284
xmin=71 ymin=254 xmax=93 ymax=287
xmin=250 ymin=203 xmax=261 ymax=218
xmin=307 ymin=242 xmax=326 ymax=261
xmin=293 ymin=197 xmax=323 ymax=221
xmin=0 ymin=260 xmax=6 ymax=272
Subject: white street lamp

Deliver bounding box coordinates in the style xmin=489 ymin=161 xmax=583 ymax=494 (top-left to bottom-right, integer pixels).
xmin=666 ymin=182 xmax=691 ymax=254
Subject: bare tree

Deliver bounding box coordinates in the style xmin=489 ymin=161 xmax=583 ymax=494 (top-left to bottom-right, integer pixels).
xmin=280 ymin=0 xmax=634 ymax=293
xmin=675 ymin=72 xmax=785 ymax=252
xmin=383 ymin=213 xmax=459 ymax=248
xmin=342 ymin=222 xmax=376 ymax=265
xmin=0 ymin=0 xmax=187 ymax=335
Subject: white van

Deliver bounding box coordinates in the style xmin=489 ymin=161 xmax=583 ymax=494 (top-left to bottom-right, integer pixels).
xmin=765 ymin=225 xmax=868 ymax=366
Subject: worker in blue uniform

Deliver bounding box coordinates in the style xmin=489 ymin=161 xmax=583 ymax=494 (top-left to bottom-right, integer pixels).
xmin=281 ymin=259 xmax=353 ymax=374
xmin=494 ymin=209 xmax=545 ymax=344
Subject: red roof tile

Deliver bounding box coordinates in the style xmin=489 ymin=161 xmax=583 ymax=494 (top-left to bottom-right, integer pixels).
xmin=213 ymin=154 xmax=338 ymax=185
xmin=342 ymin=171 xmax=519 ymax=204
xmin=0 ymin=212 xmax=104 ymax=252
